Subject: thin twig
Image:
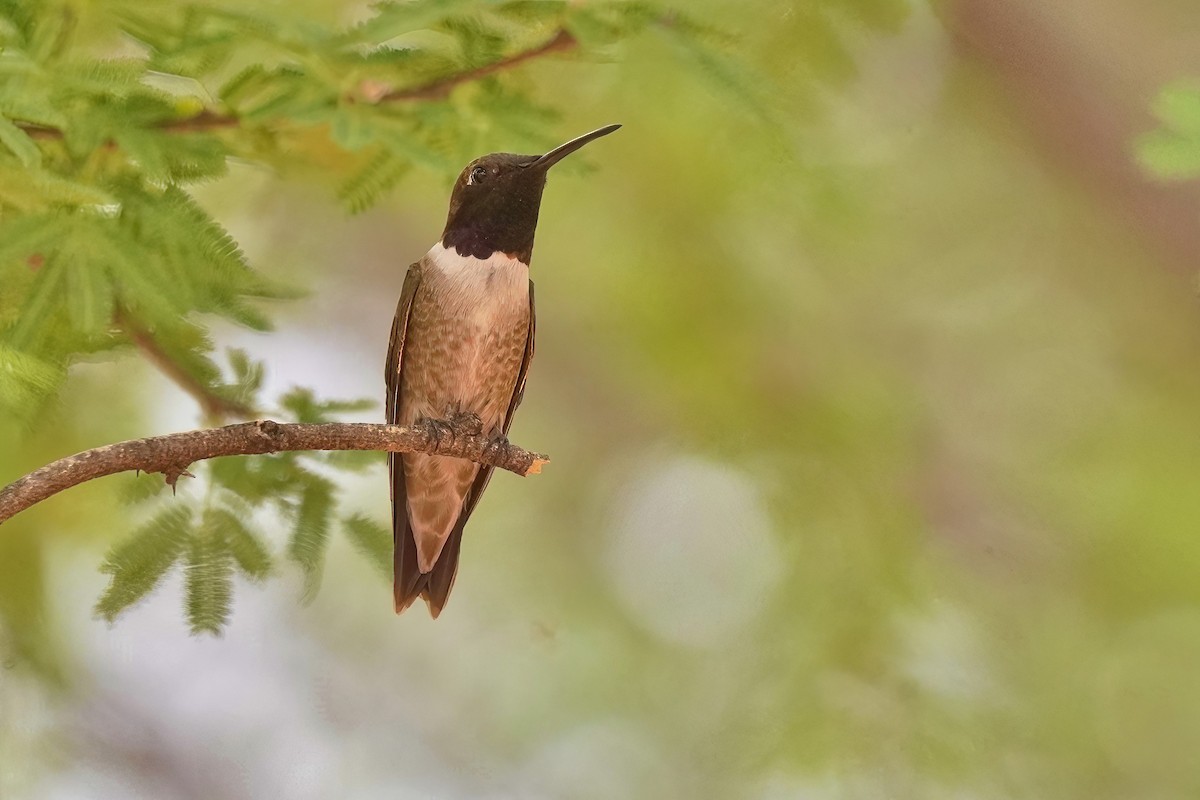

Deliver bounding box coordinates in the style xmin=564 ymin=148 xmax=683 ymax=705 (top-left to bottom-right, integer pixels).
xmin=380 ymin=28 xmax=578 ymax=102
xmin=15 ymin=29 xmax=579 ymax=141
xmin=115 ymin=313 xmax=255 ymax=422
xmin=0 ymin=419 xmax=548 ymax=525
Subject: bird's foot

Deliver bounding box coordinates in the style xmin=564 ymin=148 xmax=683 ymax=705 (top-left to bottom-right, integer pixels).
xmin=419 ymin=411 xmax=484 ymax=448
xmin=483 ymin=433 xmax=515 ymax=464
xmin=419 ymin=417 xmax=456 ymax=447
xmin=447 ymin=410 xmax=484 ymax=437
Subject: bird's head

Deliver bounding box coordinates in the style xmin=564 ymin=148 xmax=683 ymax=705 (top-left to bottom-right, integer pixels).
xmin=441 ymin=124 xmax=620 ymax=265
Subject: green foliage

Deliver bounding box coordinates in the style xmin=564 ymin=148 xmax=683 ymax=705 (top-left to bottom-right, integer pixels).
xmin=185 ymin=514 xmax=234 ymax=634
xmin=84 ymin=343 xmax=383 ymax=632
xmin=95 ymin=506 xmax=193 ymax=622
xmin=0 ymin=0 xmax=718 ymax=431
xmin=1138 ymin=81 xmax=1200 ymax=179
xmin=338 ymin=149 xmax=410 ymax=214
xmin=342 ymin=513 xmax=392 ymax=580
xmin=0 ymin=0 xmax=790 ymax=635
xmin=288 ymin=473 xmax=336 ymax=599
xmin=279 ymin=386 xmax=376 ymax=423
xmin=0 ymin=344 xmax=64 ymax=420
xmin=97 ymin=500 xmax=271 ymax=634
xmin=219 ymin=514 xmax=273 ymax=582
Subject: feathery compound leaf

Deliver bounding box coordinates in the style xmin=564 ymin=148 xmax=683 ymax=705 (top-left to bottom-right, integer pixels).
xmin=493 ymin=1 xmax=570 ymax=25
xmin=7 ymin=255 xmax=63 ymax=350
xmin=205 ymin=505 xmax=273 ymax=581
xmin=279 ymin=386 xmax=375 ymax=423
xmin=112 ymin=127 xmax=229 ymax=182
xmin=564 ymin=1 xmax=658 ymax=46
xmin=95 ymin=231 xmax=195 ymax=326
xmin=342 ymin=514 xmax=391 ymax=581
xmin=104 ymin=184 xmax=292 ymax=333
xmin=0 ymin=163 xmax=116 ymax=211
xmin=342 ymin=0 xmax=483 ymax=45
xmin=0 ymin=114 xmax=40 ymax=166
xmin=63 ymin=248 xmax=116 ymax=336
xmin=117 ymin=471 xmax=169 ymax=506
xmin=656 ymin=16 xmax=780 ymax=127
xmin=122 ymin=319 xmax=223 ymax=394
xmin=338 ymin=149 xmax=411 ymax=213
xmin=95 ymin=506 xmax=192 ymax=622
xmin=58 ymin=58 xmax=150 ymax=96
xmin=185 ymin=522 xmax=234 ymax=635
xmin=155 ymin=186 xmax=249 ymax=276
xmin=216 ymin=346 xmax=265 ymax=410
xmin=153 ymin=186 xmax=297 ymax=303
xmin=0 ymin=344 xmax=64 ymax=418
xmin=288 ymin=474 xmax=335 ymax=599
xmin=210 ymin=452 xmax=300 ymax=506
xmin=321 ymin=449 xmax=381 ymax=472
xmin=440 ymin=15 xmax=510 ymax=66
xmin=0 ymin=211 xmax=61 ymax=272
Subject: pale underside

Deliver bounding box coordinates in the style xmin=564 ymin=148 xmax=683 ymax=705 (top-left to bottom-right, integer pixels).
xmin=395 ymin=243 xmax=531 ymax=571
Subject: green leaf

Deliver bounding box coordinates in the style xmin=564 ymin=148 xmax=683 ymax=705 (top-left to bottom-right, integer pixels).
xmin=342 ymin=513 xmax=391 ymax=580
xmin=95 ymin=506 xmax=192 ymax=622
xmin=205 ymin=505 xmax=273 ymax=581
xmin=493 ymin=1 xmax=569 ymax=25
xmin=63 ymin=254 xmax=115 ymax=335
xmin=0 ymin=344 xmax=63 ymax=417
xmin=288 ymin=475 xmax=335 ymax=599
xmin=154 ymin=187 xmax=266 ymax=296
xmin=564 ymin=2 xmax=658 ymax=47
xmin=0 ymin=164 xmax=116 ymax=211
xmin=101 ymin=233 xmax=194 ymax=325
xmin=59 ymin=58 xmax=150 ymax=96
xmin=185 ymin=522 xmax=234 ymax=635
xmin=0 ymin=114 xmax=40 ymax=166
xmin=229 ymin=67 xmax=334 ymax=124
xmin=7 ymin=254 xmax=63 ymax=350
xmin=330 ymin=106 xmax=375 ymax=151
xmin=0 ymin=212 xmax=61 ymax=271
xmin=322 ymin=449 xmax=382 ymax=472
xmin=656 ymin=17 xmax=781 ymax=127
xmin=117 ymin=471 xmax=169 ymax=506
xmin=1136 ymin=130 xmax=1200 ymax=180
xmin=216 ymin=347 xmax=265 ymax=410
xmin=1152 ymin=82 xmax=1200 ymax=136
xmin=279 ymin=386 xmax=375 ymax=423
xmin=210 ymin=453 xmax=299 ymax=506
xmin=342 ymin=0 xmax=482 ymax=45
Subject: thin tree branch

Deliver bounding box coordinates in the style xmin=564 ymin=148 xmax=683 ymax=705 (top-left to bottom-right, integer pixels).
xmin=379 ymin=28 xmax=578 ymax=102
xmin=0 ymin=419 xmax=548 ymax=526
xmin=18 ymin=110 xmax=243 ymax=140
xmin=115 ymin=313 xmax=255 ymax=422
xmin=15 ymin=29 xmax=579 ymax=141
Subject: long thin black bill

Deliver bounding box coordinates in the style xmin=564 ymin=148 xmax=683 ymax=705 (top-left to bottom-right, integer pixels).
xmin=531 ymin=124 xmax=621 ymax=170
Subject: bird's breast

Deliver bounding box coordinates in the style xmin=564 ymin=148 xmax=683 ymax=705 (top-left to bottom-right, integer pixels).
xmin=400 ymin=244 xmax=530 ymax=429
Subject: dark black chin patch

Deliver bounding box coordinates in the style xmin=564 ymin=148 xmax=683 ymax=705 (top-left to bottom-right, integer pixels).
xmin=443 ymin=228 xmax=532 ymax=266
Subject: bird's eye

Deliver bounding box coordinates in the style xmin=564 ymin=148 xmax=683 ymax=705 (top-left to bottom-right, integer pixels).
xmin=469 ymin=165 xmax=488 ymax=185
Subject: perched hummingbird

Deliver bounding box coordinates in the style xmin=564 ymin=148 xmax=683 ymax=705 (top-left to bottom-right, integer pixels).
xmin=386 ymin=124 xmax=621 ymax=617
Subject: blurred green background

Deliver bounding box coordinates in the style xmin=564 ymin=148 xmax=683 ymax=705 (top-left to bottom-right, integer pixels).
xmin=4 ymin=0 xmax=1200 ymax=797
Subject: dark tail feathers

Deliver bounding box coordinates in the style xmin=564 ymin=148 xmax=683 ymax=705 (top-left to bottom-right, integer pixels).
xmin=394 ymin=518 xmax=464 ymax=618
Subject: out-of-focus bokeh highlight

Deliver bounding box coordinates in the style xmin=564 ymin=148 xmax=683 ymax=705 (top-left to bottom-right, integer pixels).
xmin=4 ymin=0 xmax=1200 ymax=797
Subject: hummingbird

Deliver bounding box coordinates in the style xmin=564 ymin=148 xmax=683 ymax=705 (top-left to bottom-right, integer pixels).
xmin=386 ymin=124 xmax=621 ymax=617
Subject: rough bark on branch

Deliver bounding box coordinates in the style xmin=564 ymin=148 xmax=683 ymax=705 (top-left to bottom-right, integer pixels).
xmin=0 ymin=419 xmax=548 ymax=526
